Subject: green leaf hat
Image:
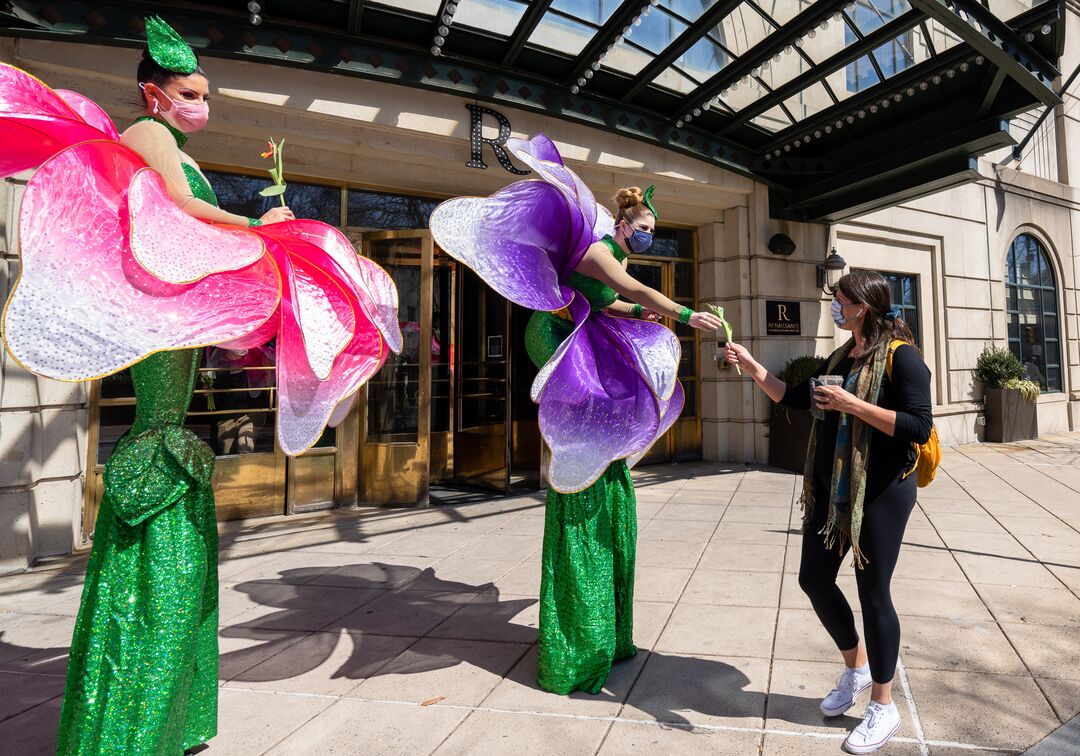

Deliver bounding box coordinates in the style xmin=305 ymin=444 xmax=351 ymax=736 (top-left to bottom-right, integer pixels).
xmin=145 ymin=16 xmax=198 ymax=74
xmin=642 ymin=185 xmax=660 ymax=219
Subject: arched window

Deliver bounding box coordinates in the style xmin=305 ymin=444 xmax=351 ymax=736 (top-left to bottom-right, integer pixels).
xmin=1006 ymin=234 xmax=1061 ymax=393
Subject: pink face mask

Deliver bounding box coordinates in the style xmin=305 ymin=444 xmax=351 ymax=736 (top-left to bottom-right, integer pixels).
xmin=141 ymin=83 xmax=209 ymax=133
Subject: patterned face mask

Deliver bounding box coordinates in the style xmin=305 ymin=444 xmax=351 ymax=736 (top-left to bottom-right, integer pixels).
xmin=831 ymin=298 xmax=850 ymax=327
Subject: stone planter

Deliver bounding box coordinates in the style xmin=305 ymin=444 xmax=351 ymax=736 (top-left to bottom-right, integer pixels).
xmin=768 ymin=405 xmax=814 ymax=472
xmin=983 ymin=388 xmax=1038 ymax=443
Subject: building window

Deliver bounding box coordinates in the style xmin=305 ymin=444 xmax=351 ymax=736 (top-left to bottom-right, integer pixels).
xmin=203 ymin=170 xmax=341 ymax=226
xmin=882 ymin=272 xmax=921 ymax=349
xmin=347 ymin=189 xmax=440 ymax=230
xmin=1006 ymin=234 xmax=1061 ymax=392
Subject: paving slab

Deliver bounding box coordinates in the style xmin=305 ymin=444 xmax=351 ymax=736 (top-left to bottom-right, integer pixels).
xmin=211 ymin=688 xmax=333 ymax=755
xmin=655 ymin=604 xmax=777 ymax=658
xmin=681 ymin=569 xmax=782 ymax=607
xmin=599 ymin=722 xmax=762 ymax=755
xmin=898 ymin=616 xmax=1027 ymax=675
xmin=621 ymin=652 xmax=769 ymax=729
xmin=431 ymin=708 xmax=612 ymax=756
xmin=905 ymin=668 xmax=1060 ymax=751
xmin=269 ymin=698 xmax=469 ymax=755
xmin=350 ymin=638 xmax=529 ymax=707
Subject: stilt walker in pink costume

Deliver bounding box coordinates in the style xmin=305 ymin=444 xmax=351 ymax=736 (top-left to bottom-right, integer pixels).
xmin=0 ymin=17 xmax=401 ymax=754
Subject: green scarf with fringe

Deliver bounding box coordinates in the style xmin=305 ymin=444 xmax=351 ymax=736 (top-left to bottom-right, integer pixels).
xmin=799 ymin=338 xmax=889 ymax=568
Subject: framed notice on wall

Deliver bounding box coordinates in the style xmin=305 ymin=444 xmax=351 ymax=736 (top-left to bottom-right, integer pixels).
xmin=766 ymin=300 xmax=801 ymax=336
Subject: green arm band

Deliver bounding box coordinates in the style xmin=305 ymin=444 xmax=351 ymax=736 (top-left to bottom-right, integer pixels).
xmin=678 ymin=306 xmax=693 ymax=325
xmin=632 ymin=303 xmax=643 ymax=318
xmin=247 ymin=217 xmax=263 ymax=228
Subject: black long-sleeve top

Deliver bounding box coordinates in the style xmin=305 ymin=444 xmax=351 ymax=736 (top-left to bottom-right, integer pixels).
xmin=781 ymin=343 xmax=933 ymax=502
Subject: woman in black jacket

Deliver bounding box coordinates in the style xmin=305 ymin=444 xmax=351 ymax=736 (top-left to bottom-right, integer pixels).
xmin=725 ymin=270 xmax=932 ymax=755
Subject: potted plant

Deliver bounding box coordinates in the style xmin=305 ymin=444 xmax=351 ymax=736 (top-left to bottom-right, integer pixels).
xmin=973 ymin=346 xmax=1039 ymax=442
xmin=768 ymin=354 xmax=826 ymax=472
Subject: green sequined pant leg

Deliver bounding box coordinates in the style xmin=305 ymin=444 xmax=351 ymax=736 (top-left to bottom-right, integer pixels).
xmin=57 ymin=350 xmax=218 ymax=755
xmin=57 ymin=487 xmax=219 ymax=754
xmin=537 ymin=461 xmax=637 ymax=695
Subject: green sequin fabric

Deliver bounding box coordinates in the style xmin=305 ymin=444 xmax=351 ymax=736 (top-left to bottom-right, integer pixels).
xmin=537 ymin=461 xmax=637 ymax=694
xmin=57 ymin=152 xmax=220 ymax=753
xmin=531 ymin=238 xmax=639 ymax=695
xmin=181 ymin=164 xmax=218 ymax=206
xmin=144 ymin=16 xmax=199 ymax=75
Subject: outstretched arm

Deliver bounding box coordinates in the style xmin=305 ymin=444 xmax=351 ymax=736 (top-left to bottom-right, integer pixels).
xmin=121 ymin=120 xmax=292 ymax=226
xmin=575 ymin=243 xmax=722 ymax=331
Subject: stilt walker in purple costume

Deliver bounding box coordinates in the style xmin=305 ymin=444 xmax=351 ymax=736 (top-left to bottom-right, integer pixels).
xmin=430 ymin=135 xmax=723 ymax=694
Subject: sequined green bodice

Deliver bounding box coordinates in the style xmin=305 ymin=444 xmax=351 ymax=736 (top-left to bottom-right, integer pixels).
xmin=133 ymin=116 xmax=219 ymax=207
xmin=124 ymin=153 xmax=213 ymax=435
xmin=128 ymin=349 xmax=202 ymax=435
xmin=566 ymin=236 xmax=627 ymax=310
xmin=182 ymin=164 xmax=218 ymax=206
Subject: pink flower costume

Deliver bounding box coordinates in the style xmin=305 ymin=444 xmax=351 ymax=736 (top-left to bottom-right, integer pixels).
xmin=0 ymin=62 xmax=400 ymax=753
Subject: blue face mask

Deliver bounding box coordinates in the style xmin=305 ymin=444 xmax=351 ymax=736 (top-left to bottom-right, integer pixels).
xmin=831 ymin=298 xmax=848 ymax=327
xmin=624 ymin=223 xmax=653 ymax=253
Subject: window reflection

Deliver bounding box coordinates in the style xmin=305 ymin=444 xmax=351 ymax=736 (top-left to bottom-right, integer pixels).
xmin=1006 ymin=235 xmax=1061 ymax=393
xmin=203 ymin=170 xmax=341 ymax=225
xmin=348 ymin=189 xmax=439 ymax=230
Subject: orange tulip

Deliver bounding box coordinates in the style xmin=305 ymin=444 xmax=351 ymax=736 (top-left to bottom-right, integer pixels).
xmin=260 ymin=140 xmax=275 ymax=159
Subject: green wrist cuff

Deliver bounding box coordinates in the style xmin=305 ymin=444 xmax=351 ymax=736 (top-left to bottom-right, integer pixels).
xmin=678 ymin=307 xmax=693 ymax=325
xmin=247 ymin=217 xmax=263 ymax=228
xmin=632 ymin=303 xmax=643 ymax=318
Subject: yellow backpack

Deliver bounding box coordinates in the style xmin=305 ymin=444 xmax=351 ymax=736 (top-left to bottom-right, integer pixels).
xmin=886 ymin=340 xmax=941 ymax=488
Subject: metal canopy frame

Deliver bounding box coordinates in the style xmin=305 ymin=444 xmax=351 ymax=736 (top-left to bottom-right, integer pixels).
xmin=908 ymin=0 xmax=1060 ymax=106
xmin=0 ymin=0 xmax=1066 ymax=222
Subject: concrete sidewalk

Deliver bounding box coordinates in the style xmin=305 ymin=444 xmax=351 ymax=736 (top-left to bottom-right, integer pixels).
xmin=3 ymin=435 xmax=1080 ymax=755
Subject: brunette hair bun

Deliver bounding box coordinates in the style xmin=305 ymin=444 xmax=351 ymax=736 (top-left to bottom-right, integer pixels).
xmin=615 ymin=186 xmax=644 ymax=210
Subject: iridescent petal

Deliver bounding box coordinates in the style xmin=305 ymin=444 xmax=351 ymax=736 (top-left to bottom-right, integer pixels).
xmin=2 ymin=141 xmax=279 ymax=381
xmin=127 ymin=168 xmax=266 ymax=282
xmin=0 ymin=63 xmax=113 ymax=177
xmin=534 ymin=300 xmax=679 ymax=493
xmin=431 ymin=180 xmax=581 ymax=311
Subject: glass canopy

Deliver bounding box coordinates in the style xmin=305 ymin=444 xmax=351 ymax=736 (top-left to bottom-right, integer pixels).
xmin=2 ymin=0 xmax=1063 ymax=221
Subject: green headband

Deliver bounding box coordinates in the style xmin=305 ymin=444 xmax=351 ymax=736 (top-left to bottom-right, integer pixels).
xmin=643 ymin=185 xmax=660 ymax=219
xmin=145 ymin=16 xmax=198 ymax=74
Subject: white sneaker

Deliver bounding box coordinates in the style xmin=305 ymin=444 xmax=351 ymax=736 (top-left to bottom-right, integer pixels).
xmin=843 ymin=701 xmax=902 ymax=754
xmin=820 ymin=664 xmax=872 ymax=717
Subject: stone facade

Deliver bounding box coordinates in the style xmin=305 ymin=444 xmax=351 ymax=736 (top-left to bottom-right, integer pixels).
xmin=1 ymin=8 xmax=1078 ymax=569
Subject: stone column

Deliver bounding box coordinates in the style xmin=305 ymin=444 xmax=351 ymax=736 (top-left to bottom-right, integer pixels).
xmin=0 ymin=173 xmax=88 ymax=574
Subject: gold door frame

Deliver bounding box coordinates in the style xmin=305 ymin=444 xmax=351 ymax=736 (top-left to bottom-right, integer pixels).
xmin=355 ymin=229 xmax=437 ymax=506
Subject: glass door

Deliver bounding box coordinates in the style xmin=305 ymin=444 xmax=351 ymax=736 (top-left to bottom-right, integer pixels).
xmin=623 ymin=230 xmax=701 ymax=465
xmin=454 ymin=266 xmax=511 ymax=492
xmin=358 ymin=230 xmax=435 ymax=505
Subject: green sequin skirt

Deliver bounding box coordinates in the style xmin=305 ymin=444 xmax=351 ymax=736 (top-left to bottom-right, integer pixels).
xmin=537 ymin=460 xmax=637 ymax=695
xmin=58 ymin=352 xmax=219 ymax=754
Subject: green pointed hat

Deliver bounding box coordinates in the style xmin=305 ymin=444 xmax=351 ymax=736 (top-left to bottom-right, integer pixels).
xmin=145 ymin=16 xmax=198 ymax=74
xmin=642 ymin=185 xmax=660 ymax=219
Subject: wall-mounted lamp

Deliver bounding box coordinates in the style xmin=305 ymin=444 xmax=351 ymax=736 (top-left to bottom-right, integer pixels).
xmin=816 ymin=248 xmax=847 ymax=294
xmin=767 ymin=233 xmax=797 ymax=256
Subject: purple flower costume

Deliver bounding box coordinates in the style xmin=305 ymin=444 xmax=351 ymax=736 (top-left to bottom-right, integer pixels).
xmin=430 ymin=134 xmax=683 ymax=693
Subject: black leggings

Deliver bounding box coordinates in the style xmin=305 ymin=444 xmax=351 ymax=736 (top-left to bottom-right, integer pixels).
xmin=798 ymin=474 xmax=917 ymax=684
